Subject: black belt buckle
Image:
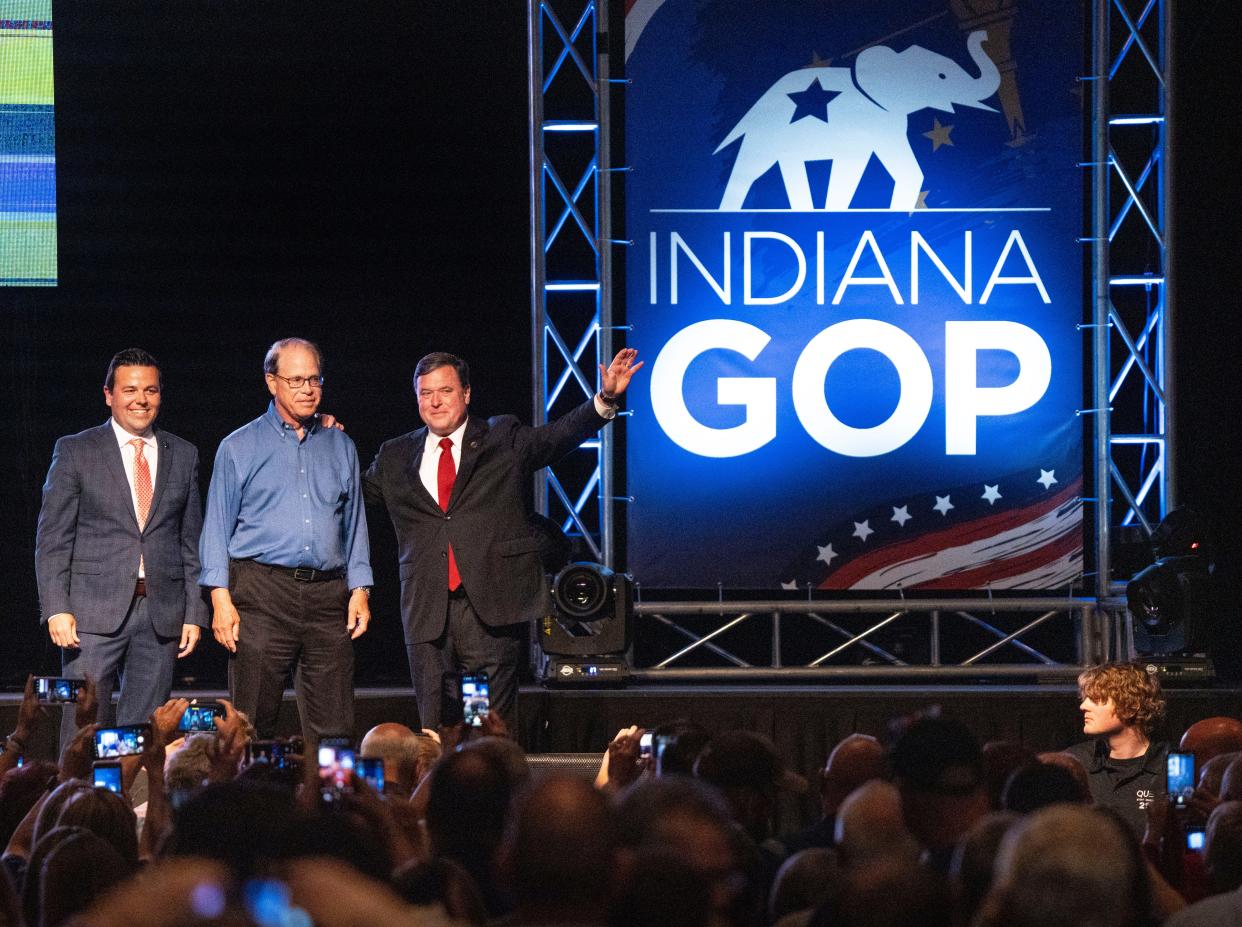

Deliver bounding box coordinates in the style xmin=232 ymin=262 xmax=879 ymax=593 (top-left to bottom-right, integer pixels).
xmin=292 ymin=566 xmax=317 ymax=582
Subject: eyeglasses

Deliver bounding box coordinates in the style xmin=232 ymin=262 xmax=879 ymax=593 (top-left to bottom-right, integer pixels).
xmin=270 ymin=374 xmax=324 ymax=389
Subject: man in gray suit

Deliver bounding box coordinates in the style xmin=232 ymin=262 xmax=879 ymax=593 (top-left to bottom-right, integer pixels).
xmin=36 ymin=348 xmax=208 ymax=744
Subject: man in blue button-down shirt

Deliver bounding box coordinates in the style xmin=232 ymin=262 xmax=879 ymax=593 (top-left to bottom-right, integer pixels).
xmin=199 ymin=337 xmax=372 ymax=740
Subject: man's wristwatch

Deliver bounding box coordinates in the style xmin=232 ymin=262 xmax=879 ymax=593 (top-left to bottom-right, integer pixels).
xmin=598 ymin=390 xmax=620 ymax=408
xmin=351 ymin=586 xmax=371 ymax=597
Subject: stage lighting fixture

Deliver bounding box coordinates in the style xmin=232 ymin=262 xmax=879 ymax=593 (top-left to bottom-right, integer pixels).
xmin=539 ymin=562 xmax=633 ymax=684
xmin=1126 ymin=508 xmax=1220 ymax=678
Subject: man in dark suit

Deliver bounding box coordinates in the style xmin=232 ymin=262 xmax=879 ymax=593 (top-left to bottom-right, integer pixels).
xmin=364 ymin=348 xmax=641 ymax=728
xmin=36 ymin=348 xmax=208 ymax=746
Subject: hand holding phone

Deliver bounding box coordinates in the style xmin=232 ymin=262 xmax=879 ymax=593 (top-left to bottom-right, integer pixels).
xmin=94 ymin=724 xmax=151 ymax=759
xmin=35 ymin=677 xmax=84 ymax=704
xmin=460 ymin=672 xmax=490 ymax=729
xmin=177 ymin=701 xmax=224 ymax=733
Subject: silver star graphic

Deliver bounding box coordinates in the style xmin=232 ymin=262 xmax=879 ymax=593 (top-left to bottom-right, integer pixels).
xmin=780 ymin=579 xmax=798 ymax=590
xmin=981 ymin=484 xmax=1002 ymax=505
xmin=816 ymin=543 xmax=838 ymax=566
xmin=891 ymin=505 xmax=911 ymax=527
xmin=933 ymin=495 xmax=954 ymax=516
xmin=853 ymin=520 xmax=874 ymax=542
xmin=1037 ymin=469 xmax=1058 ymax=489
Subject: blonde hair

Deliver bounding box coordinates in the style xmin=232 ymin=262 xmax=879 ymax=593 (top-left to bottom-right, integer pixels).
xmin=1077 ymin=662 xmax=1165 ymax=736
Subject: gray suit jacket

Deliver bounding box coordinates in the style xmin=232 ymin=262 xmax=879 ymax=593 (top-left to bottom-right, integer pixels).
xmin=35 ymin=422 xmax=209 ymax=636
xmin=363 ymin=399 xmax=608 ymax=644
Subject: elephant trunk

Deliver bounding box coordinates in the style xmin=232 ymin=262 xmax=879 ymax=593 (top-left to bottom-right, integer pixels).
xmin=963 ymin=30 xmax=1001 ymax=108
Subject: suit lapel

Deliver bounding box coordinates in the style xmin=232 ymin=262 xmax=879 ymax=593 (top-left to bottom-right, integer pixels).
xmin=96 ymin=422 xmax=139 ymax=530
xmin=145 ymin=430 xmax=174 ymax=529
xmin=447 ymin=417 xmax=488 ymax=510
xmin=406 ymin=428 xmax=441 ymax=512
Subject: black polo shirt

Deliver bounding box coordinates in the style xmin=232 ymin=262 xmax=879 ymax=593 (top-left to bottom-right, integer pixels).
xmin=1066 ymin=738 xmax=1168 ymax=838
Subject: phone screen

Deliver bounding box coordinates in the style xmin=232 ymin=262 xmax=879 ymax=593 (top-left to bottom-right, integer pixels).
xmin=1167 ymin=752 xmax=1195 ymax=808
xmin=36 ymin=677 xmax=83 ymax=703
xmin=318 ymin=746 xmax=355 ymax=795
xmin=639 ymin=730 xmax=653 ymax=757
xmin=92 ymin=763 xmax=123 ymax=793
xmin=1186 ymin=827 xmax=1206 ymax=852
xmin=178 ymin=702 xmax=222 ymax=733
xmin=356 ymin=756 xmax=385 ymax=792
xmin=246 ymin=740 xmax=286 ymax=767
xmin=94 ymin=724 xmax=150 ymax=759
xmin=461 ymin=673 xmax=490 ymax=728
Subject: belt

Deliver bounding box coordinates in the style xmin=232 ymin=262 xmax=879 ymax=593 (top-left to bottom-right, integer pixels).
xmin=255 ymin=562 xmax=345 ymax=583
xmin=134 ymin=578 xmax=146 ymax=597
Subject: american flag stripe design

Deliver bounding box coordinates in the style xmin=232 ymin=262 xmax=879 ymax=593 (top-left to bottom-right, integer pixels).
xmin=816 ymin=479 xmax=1083 ymax=591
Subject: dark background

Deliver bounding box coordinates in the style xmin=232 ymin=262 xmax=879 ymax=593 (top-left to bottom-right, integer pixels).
xmin=1 ymin=1 xmax=1237 ymax=689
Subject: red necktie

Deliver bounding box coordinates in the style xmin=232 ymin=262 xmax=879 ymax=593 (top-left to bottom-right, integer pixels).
xmin=131 ymin=438 xmax=152 ymax=574
xmin=437 ymin=437 xmax=461 ymax=591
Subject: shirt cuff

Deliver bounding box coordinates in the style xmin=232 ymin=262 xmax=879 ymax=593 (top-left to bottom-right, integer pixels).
xmin=346 ymin=568 xmax=374 ymax=590
xmin=594 ymin=393 xmax=618 ymax=420
xmin=197 ymin=567 xmax=229 ymax=589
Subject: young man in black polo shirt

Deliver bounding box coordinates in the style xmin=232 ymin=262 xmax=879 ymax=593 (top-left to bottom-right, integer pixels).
xmin=1066 ymin=662 xmax=1168 ymax=837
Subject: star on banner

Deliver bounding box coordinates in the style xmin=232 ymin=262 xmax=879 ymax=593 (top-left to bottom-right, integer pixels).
xmin=923 ymin=117 xmax=955 ymax=151
xmin=891 ymin=505 xmax=911 ymax=527
xmin=1038 ymin=469 xmax=1058 ymax=489
xmin=781 ymin=579 xmax=799 ymax=590
xmin=982 ymin=484 xmax=1002 ymax=505
xmin=933 ymin=495 xmax=954 ymax=516
xmin=816 ymin=543 xmax=838 ymax=566
xmin=853 ymin=520 xmax=874 ymax=542
xmin=787 ymin=78 xmax=841 ymax=124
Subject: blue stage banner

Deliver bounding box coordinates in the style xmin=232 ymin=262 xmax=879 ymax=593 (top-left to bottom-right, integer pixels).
xmin=624 ymin=0 xmax=1084 ymax=590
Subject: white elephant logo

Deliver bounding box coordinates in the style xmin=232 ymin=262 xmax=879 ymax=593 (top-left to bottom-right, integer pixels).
xmin=715 ymin=31 xmax=1001 ymax=211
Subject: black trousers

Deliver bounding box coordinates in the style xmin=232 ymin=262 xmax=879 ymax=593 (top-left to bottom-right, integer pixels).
xmin=228 ymin=559 xmax=354 ymax=740
xmin=408 ymin=587 xmax=526 ymax=731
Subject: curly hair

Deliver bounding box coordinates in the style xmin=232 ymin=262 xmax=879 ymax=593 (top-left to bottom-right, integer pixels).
xmin=1077 ymin=662 xmax=1166 ymax=736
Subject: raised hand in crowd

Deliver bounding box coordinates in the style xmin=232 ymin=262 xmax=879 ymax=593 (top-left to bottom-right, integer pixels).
xmin=74 ymin=674 xmax=100 ymax=731
xmin=0 ymin=675 xmax=45 ymax=776
xmin=595 ymin=725 xmax=647 ymax=793
xmin=59 ymin=722 xmax=100 ymax=783
xmin=207 ymin=699 xmax=247 ymax=782
xmin=479 ymin=711 xmax=511 ymax=741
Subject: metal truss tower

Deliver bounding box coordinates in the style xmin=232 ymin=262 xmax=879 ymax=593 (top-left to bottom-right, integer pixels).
xmin=1092 ymin=0 xmax=1175 ymax=599
xmin=528 ymin=0 xmax=617 ymax=567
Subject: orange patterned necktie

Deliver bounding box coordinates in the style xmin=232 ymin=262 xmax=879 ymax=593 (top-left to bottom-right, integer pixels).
xmin=131 ymin=438 xmax=151 ymax=577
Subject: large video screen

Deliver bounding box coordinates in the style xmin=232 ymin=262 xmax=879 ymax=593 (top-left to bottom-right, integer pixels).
xmin=625 ymin=0 xmax=1084 ymax=590
xmin=0 ymin=0 xmax=56 ymax=286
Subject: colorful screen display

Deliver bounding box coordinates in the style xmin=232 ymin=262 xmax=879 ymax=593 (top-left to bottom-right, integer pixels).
xmin=0 ymin=0 xmax=56 ymax=286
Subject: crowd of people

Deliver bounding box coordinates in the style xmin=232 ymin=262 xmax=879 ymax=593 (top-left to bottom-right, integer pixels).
xmin=2 ymin=660 xmax=1242 ymax=927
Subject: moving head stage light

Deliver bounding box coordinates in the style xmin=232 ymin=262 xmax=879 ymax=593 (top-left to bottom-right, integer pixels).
xmin=539 ymin=562 xmax=633 ymax=686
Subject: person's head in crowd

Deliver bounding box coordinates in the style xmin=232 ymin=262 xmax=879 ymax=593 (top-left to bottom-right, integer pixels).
xmin=165 ymin=732 xmax=216 ymax=795
xmin=55 ymin=787 xmax=139 ymax=869
xmin=1199 ymin=750 xmax=1238 ymax=797
xmin=819 ymin=734 xmax=885 ymax=819
xmin=0 ymin=761 xmax=57 ymax=847
xmin=982 ymin=741 xmax=1037 ymax=811
xmin=768 ymin=848 xmax=842 ymax=925
xmin=359 ymin=723 xmax=438 ymax=796
xmin=694 ymin=730 xmax=806 ymax=844
xmin=949 ymin=812 xmax=1019 ymax=927
xmin=500 ymin=774 xmax=616 ymax=924
xmin=1179 ymin=716 xmax=1242 ymax=770
xmin=425 ymin=746 xmax=516 ymax=916
xmin=281 ymin=800 xmax=395 ymax=884
xmin=23 ymin=827 xmax=91 ymax=927
xmin=31 ymin=779 xmax=90 ymax=851
xmin=610 ymin=847 xmax=712 ymax=927
xmin=1219 ymin=754 xmax=1242 ymax=803
xmin=1204 ymin=800 xmax=1242 ymax=893
xmin=38 ymin=829 xmax=132 ymax=927
xmin=833 ymin=781 xmax=919 ymax=867
xmin=163 ymin=781 xmax=298 ymax=877
xmin=393 ymin=856 xmax=488 ymax=925
xmin=888 ymin=716 xmax=987 ymax=860
xmin=616 ymin=777 xmax=749 ymax=927
xmin=1077 ymin=662 xmax=1165 ymax=747
xmin=1001 ymin=762 xmax=1090 ymax=813
xmin=1036 ymin=751 xmax=1091 ymax=796
xmin=651 ymin=719 xmax=711 ymax=777
xmin=809 ymin=856 xmax=952 ymax=927
xmin=458 ymin=735 xmax=529 ymax=791
xmin=981 ymin=804 xmax=1149 ymax=927
xmin=0 ymin=861 xmax=19 ymax=927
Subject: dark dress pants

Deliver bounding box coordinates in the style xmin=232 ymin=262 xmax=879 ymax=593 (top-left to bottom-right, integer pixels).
xmin=408 ymin=586 xmax=526 ymax=731
xmin=228 ymin=560 xmax=354 ymax=741
xmin=60 ymin=593 xmax=178 ymax=752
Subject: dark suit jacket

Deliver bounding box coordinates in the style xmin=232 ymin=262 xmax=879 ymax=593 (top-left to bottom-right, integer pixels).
xmin=35 ymin=422 xmax=209 ymax=636
xmin=364 ymin=399 xmax=609 ymax=644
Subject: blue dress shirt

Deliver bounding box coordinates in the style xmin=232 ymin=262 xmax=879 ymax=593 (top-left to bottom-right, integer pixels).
xmin=199 ymin=403 xmax=373 ymax=590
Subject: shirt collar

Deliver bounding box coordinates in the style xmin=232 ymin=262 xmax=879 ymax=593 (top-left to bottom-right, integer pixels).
xmin=425 ymin=417 xmax=469 ymax=453
xmin=110 ymin=417 xmax=156 ymax=446
xmin=264 ymin=400 xmax=319 ymax=438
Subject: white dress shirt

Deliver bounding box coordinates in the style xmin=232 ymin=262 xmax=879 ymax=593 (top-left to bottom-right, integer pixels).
xmin=111 ymin=418 xmax=158 ymax=577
